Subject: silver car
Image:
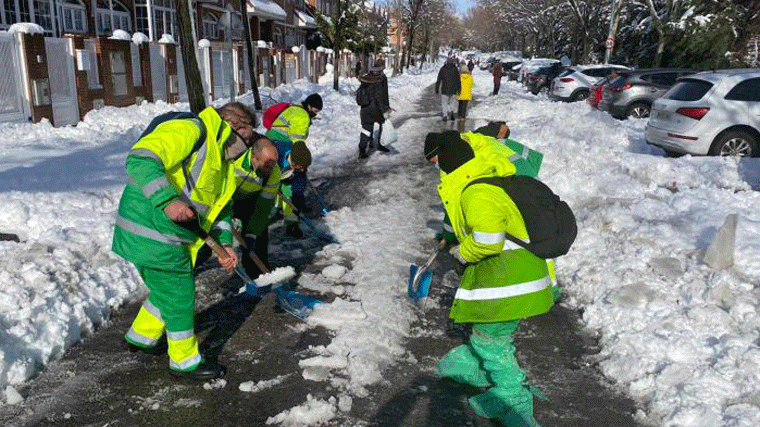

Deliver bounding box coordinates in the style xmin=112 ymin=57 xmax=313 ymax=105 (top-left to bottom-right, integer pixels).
xmin=645 ymin=69 xmax=760 ymax=156
xmin=549 ymin=64 xmax=630 ymax=102
xmin=598 ymin=68 xmax=695 ymax=119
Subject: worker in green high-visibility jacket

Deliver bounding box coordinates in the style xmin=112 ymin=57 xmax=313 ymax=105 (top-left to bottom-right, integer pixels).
xmin=424 ymin=131 xmax=553 ymax=427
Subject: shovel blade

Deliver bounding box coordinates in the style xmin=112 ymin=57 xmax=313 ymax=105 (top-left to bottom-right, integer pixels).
xmin=275 ymin=289 xmax=321 ymax=322
xmin=415 ymin=271 xmax=433 ymax=303
xmin=408 ymin=264 xmax=420 ymax=299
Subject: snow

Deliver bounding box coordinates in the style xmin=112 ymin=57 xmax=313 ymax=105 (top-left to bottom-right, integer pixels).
xmin=132 ymin=32 xmax=149 ymax=45
xmin=0 ymin=58 xmax=759 ymax=427
xmin=109 ymin=29 xmax=131 ymax=41
xmin=7 ymin=23 xmax=44 ymax=35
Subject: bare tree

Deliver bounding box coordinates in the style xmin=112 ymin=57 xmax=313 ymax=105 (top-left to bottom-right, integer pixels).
xmin=314 ymin=0 xmax=363 ymax=90
xmin=239 ymin=0 xmax=262 ymax=110
xmin=176 ymin=0 xmax=205 ymax=113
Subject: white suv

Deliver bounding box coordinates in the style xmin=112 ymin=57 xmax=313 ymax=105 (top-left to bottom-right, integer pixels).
xmin=645 ymin=69 xmax=760 ymax=156
xmin=550 ymin=64 xmax=630 ymax=102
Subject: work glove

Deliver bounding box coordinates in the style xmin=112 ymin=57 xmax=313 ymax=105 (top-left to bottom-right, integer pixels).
xmin=449 ymin=245 xmax=467 ymax=265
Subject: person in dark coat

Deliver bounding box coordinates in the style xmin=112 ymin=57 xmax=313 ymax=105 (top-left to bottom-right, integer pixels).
xmin=355 ymin=60 xmax=362 ymax=77
xmin=356 ymin=55 xmax=392 ymax=158
xmin=492 ymin=62 xmax=505 ymax=95
xmin=435 ymin=57 xmax=461 ymax=121
xmin=467 ymin=59 xmax=475 ymax=72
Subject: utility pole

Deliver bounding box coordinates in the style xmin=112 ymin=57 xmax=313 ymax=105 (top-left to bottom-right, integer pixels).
xmin=604 ymin=0 xmax=618 ymax=63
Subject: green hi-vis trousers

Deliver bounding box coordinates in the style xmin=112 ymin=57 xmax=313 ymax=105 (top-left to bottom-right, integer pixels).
xmin=124 ymin=266 xmax=202 ymax=372
xmin=439 ymin=321 xmax=540 ymax=427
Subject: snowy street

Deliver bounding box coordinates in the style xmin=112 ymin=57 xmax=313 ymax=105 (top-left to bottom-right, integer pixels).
xmin=1 ymin=62 xmax=760 ymax=426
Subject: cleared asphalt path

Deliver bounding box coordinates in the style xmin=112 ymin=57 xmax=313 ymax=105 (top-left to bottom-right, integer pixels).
xmin=0 ymin=83 xmax=647 ymax=427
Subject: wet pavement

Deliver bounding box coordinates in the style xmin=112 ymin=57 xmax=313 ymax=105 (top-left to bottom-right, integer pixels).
xmin=0 ymin=82 xmax=648 ymax=427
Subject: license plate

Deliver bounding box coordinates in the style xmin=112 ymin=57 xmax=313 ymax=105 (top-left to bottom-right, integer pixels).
xmin=654 ymin=111 xmax=672 ymax=121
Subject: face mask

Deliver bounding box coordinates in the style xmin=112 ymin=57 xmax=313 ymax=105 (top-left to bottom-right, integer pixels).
xmin=222 ymin=129 xmax=249 ymax=161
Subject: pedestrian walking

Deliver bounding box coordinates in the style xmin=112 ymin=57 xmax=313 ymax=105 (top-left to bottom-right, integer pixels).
xmin=355 ymin=60 xmax=362 ymax=78
xmin=423 ymin=131 xmax=554 ymax=427
xmin=458 ymin=63 xmax=473 ymax=120
xmin=435 ymin=57 xmax=461 ymax=121
xmin=492 ymin=61 xmax=504 ymax=95
xmin=113 ymin=102 xmax=258 ymax=380
xmin=356 ymin=55 xmax=392 ymax=158
xmin=467 ymin=59 xmax=475 ymax=72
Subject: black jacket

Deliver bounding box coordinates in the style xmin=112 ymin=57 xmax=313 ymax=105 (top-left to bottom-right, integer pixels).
xmin=435 ymin=62 xmax=461 ymax=95
xmin=357 ymin=72 xmax=390 ymax=123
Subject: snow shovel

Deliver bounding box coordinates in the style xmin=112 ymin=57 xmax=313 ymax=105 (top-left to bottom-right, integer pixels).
xmin=307 ymin=180 xmax=331 ymax=216
xmin=232 ymin=228 xmax=321 ymax=322
xmin=278 ymin=190 xmax=339 ymax=244
xmin=407 ymin=239 xmax=447 ymax=308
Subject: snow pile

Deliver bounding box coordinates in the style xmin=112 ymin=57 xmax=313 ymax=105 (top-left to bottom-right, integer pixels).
xmin=265 ymin=394 xmax=338 ymax=426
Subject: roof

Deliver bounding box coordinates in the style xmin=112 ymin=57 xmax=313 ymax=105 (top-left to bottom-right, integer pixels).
xmin=248 ymin=0 xmax=286 ymax=21
xmin=295 ymin=9 xmax=316 ymax=28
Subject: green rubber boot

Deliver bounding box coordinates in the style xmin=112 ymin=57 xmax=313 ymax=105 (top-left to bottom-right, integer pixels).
xmin=438 ymin=345 xmax=492 ymax=388
xmin=467 ymin=322 xmax=539 ymax=426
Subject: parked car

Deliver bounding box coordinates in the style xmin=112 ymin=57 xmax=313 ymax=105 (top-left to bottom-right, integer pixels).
xmin=549 ymin=64 xmax=631 ymax=102
xmin=527 ymin=62 xmax=566 ymax=95
xmin=501 ymin=60 xmax=522 ymax=79
xmin=598 ymin=68 xmax=696 ymax=119
xmin=645 ymin=69 xmax=760 ymax=156
xmin=518 ymin=59 xmax=561 ymax=84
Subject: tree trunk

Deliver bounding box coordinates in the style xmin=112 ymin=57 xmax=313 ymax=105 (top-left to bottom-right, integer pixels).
xmin=177 ymin=0 xmax=205 ymax=113
xmin=239 ymin=0 xmax=261 ymax=110
xmin=333 ymin=53 xmax=340 ymax=91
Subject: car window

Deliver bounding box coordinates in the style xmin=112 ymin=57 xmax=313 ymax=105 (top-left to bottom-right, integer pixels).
xmin=664 ymin=79 xmax=713 ymax=101
xmin=559 ymin=69 xmax=573 ymax=77
xmin=725 ymin=77 xmax=760 ymax=102
xmin=648 ymin=72 xmax=678 ymax=86
xmin=610 ymin=74 xmax=629 ymax=86
xmin=584 ymin=69 xmax=606 ymax=78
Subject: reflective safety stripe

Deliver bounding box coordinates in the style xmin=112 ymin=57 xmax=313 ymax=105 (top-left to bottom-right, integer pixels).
xmin=116 ymin=215 xmax=193 ymax=245
xmin=177 ymin=194 xmax=209 ymax=215
xmin=129 ymin=148 xmax=163 ymax=163
xmin=237 ymin=171 xmax=263 ymax=186
xmin=277 ymin=116 xmax=291 ymax=127
xmin=508 ymin=153 xmax=521 ymax=163
xmin=214 ymin=221 xmax=231 ymax=232
xmin=361 ymin=128 xmax=372 ymax=136
xmin=183 ymin=139 xmax=208 ymax=198
xmin=472 ymin=231 xmax=505 ymax=245
xmin=138 ymin=176 xmax=171 ymax=199
xmin=508 ymin=146 xmax=530 ymax=163
xmin=443 ymin=223 xmax=454 ymax=232
xmin=143 ymin=299 xmax=163 ymax=321
xmin=170 ymin=353 xmax=202 ymax=371
xmin=502 ymin=239 xmax=524 ymax=251
xmin=261 ymin=191 xmax=277 ymax=199
xmin=455 ymin=275 xmax=552 ymax=301
xmin=290 ymin=132 xmax=308 ymax=140
xmin=167 ymin=329 xmax=195 ymax=341
xmin=125 ymin=329 xmax=157 ymax=346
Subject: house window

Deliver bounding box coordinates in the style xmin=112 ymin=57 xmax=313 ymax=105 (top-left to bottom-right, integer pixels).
xmin=59 ymin=0 xmax=86 ymax=34
xmin=96 ymin=0 xmax=131 ymax=35
xmin=134 ymin=0 xmax=177 ymax=40
xmin=110 ymin=50 xmax=128 ymax=96
xmin=0 ymin=0 xmax=54 ymax=33
xmin=273 ymin=26 xmax=282 ymax=46
xmin=202 ymin=12 xmax=218 ymax=40
xmin=33 ymin=0 xmax=53 ymax=33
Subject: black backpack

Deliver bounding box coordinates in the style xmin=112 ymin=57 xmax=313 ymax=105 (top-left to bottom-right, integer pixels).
xmin=465 ymin=176 xmax=577 ymax=259
xmin=356 ymin=84 xmax=371 ymax=107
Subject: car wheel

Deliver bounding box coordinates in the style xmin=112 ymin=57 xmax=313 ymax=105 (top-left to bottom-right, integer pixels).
xmin=627 ymin=102 xmax=651 ymax=119
xmin=709 ymin=130 xmax=758 ymax=157
xmin=571 ymin=90 xmax=589 ymax=102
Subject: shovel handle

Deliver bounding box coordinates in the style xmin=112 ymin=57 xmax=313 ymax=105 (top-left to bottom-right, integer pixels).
xmin=232 ymin=228 xmax=270 ymax=273
xmin=175 ymin=215 xmax=229 ymax=260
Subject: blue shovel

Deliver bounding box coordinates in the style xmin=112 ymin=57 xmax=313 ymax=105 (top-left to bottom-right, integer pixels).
xmin=279 ymin=190 xmax=339 ymax=244
xmin=233 ymin=228 xmax=321 ymax=321
xmin=307 ymin=180 xmax=331 ymax=216
xmin=407 ymin=239 xmax=447 ymax=308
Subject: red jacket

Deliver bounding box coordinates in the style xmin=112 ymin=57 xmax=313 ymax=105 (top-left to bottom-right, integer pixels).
xmin=493 ymin=63 xmax=504 ymax=83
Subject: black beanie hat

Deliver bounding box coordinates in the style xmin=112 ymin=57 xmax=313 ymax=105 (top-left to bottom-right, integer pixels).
xmin=438 ymin=131 xmax=475 ymax=174
xmin=290 ymin=142 xmax=312 ymax=167
xmin=424 ymin=132 xmax=442 ymax=160
xmin=303 ymin=93 xmax=323 ymax=110
xmin=474 ymin=122 xmax=502 ymax=138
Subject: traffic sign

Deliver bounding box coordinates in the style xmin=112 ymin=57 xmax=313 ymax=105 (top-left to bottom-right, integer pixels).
xmin=605 ymin=37 xmax=615 ymax=50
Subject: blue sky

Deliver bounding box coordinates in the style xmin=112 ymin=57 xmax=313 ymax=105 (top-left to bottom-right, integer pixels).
xmin=453 ymin=0 xmax=475 ymax=17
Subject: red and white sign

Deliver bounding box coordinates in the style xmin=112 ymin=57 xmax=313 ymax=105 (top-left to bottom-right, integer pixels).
xmin=605 ymin=37 xmax=615 ymax=50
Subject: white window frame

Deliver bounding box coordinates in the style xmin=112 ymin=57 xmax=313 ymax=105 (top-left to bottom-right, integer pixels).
xmin=58 ymin=0 xmax=87 ymax=34
xmin=95 ymin=0 xmax=131 ymax=35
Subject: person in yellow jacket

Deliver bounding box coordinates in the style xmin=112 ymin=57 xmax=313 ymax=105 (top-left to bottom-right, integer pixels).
xmin=458 ymin=63 xmax=473 ymax=120
xmin=266 ymin=94 xmax=322 ymax=237
xmin=113 ymin=102 xmax=256 ymax=380
xmin=427 ymin=132 xmax=553 ymax=427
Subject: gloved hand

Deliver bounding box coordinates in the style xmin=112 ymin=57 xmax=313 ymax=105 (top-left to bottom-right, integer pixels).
xmin=449 ymin=245 xmax=467 ymax=264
